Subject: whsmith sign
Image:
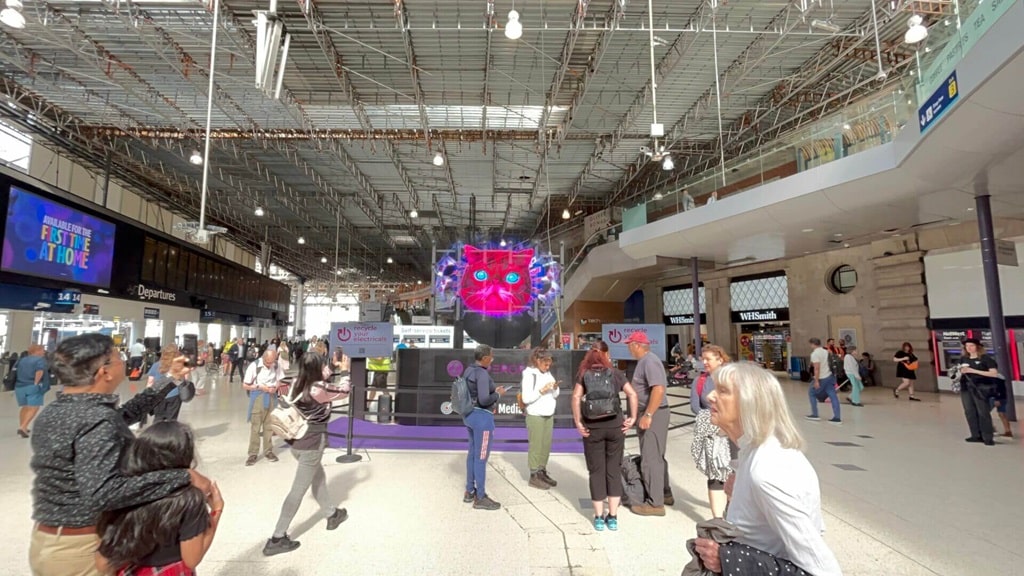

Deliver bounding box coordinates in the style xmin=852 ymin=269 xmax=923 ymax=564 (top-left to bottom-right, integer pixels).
xmin=731 ymin=308 xmax=789 ymax=323
xmin=663 ymin=313 xmax=707 ymax=326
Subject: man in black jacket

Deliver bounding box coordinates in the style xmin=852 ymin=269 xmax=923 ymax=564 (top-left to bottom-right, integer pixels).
xmin=28 ymin=333 xmax=211 ymax=576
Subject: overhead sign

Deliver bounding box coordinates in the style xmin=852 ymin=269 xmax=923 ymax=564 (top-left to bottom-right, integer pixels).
xmin=602 ymin=323 xmax=666 ymax=361
xmin=731 ymin=308 xmax=790 ymax=323
xmin=55 ymin=289 xmax=82 ymax=305
xmin=143 ymin=307 xmax=160 ymax=319
xmin=996 ymin=240 xmax=1019 ymax=267
xmin=663 ymin=313 xmax=707 ymax=326
xmin=132 ymin=284 xmax=179 ymax=303
xmin=330 ymin=322 xmax=394 ymax=358
xmin=918 ymin=71 xmax=958 ymax=134
xmin=201 ymin=310 xmax=216 ymax=319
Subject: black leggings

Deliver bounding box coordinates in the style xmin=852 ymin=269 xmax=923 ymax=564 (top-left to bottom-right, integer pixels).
xmin=582 ymin=426 xmax=625 ymax=502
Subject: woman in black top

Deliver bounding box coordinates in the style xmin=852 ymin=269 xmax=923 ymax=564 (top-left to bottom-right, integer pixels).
xmin=958 ymin=338 xmax=1002 ymax=445
xmin=892 ymin=342 xmax=921 ymax=401
xmin=96 ymin=421 xmax=223 ymax=576
xmin=263 ymin=353 xmax=349 ymax=557
xmin=572 ymin=341 xmax=637 ymax=532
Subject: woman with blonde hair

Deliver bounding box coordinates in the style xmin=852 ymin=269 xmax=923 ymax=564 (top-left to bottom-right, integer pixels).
xmin=694 ymin=363 xmax=842 ymax=575
xmin=690 ymin=344 xmax=733 ymax=518
xmin=147 ymin=344 xmax=191 ymax=422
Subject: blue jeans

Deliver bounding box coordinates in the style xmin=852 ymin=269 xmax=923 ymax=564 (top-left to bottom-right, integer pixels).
xmin=809 ymin=374 xmax=840 ymax=419
xmin=464 ymin=408 xmax=495 ymax=497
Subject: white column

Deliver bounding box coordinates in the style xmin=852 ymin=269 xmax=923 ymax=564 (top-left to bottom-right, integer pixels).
xmin=6 ymin=311 xmax=36 ymax=352
xmin=294 ymin=282 xmax=305 ymax=335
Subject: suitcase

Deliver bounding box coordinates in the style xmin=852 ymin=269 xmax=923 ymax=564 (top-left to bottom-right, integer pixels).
xmin=128 ymin=367 xmax=143 ymax=381
xmin=377 ymin=392 xmax=393 ymax=424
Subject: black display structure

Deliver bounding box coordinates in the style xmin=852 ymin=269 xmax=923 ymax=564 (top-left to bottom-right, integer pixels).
xmin=395 ymin=348 xmax=585 ymax=427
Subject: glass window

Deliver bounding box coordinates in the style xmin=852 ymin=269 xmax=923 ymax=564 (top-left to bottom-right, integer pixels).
xmin=828 ymin=265 xmax=858 ymax=294
xmin=730 ymin=274 xmax=789 ymax=311
xmin=166 ymin=247 xmax=180 ymax=289
xmin=662 ymin=285 xmax=706 ymax=315
xmin=187 ymin=252 xmax=197 ymax=291
xmin=141 ymin=237 xmax=157 ymax=282
xmin=154 ymin=242 xmax=168 ymax=286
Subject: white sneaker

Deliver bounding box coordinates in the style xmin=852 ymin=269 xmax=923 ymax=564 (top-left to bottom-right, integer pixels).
xmin=804 ymin=415 xmax=821 ymax=421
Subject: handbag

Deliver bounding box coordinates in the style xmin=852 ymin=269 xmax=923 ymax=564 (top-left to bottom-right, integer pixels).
xmin=177 ymin=380 xmax=196 ymax=403
xmin=268 ymin=388 xmax=309 ymax=440
xmin=903 ymin=360 xmax=919 ymax=371
xmin=2 ymin=368 xmax=16 ymax=391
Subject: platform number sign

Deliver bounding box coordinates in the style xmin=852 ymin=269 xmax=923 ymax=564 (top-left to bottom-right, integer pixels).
xmin=56 ymin=290 xmax=82 ymax=305
xmin=919 ymin=71 xmax=959 ymax=134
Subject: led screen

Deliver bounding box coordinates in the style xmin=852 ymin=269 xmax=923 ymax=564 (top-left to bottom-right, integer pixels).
xmin=2 ymin=186 xmax=117 ymax=288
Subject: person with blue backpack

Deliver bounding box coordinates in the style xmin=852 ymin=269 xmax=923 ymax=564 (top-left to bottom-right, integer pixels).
xmin=461 ymin=345 xmax=507 ymax=511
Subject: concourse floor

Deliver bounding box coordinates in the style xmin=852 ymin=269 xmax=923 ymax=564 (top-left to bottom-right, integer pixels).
xmin=1 ymin=371 xmax=1020 ymax=575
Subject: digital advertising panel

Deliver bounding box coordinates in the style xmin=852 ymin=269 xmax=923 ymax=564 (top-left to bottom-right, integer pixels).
xmin=2 ymin=187 xmax=116 ymax=288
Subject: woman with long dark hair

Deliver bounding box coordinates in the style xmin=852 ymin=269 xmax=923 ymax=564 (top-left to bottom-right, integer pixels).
xmin=263 ymin=352 xmax=349 ymax=557
xmin=96 ymin=422 xmax=223 ymax=576
xmin=893 ymin=342 xmax=921 ymax=401
xmin=571 ymin=341 xmax=637 ymax=532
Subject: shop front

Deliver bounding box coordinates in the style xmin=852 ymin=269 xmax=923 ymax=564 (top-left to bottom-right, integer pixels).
xmin=662 ymin=283 xmax=708 ymax=357
xmin=730 ymin=273 xmax=791 ymax=372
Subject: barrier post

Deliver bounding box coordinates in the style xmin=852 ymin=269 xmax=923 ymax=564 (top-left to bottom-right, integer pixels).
xmin=336 ymin=376 xmax=363 ymax=463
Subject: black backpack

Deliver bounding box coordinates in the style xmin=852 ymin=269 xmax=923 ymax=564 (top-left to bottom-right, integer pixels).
xmin=582 ymin=368 xmax=619 ymax=420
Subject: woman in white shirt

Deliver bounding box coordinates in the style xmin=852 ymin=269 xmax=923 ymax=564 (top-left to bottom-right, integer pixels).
xmin=521 ymin=347 xmax=560 ymax=490
xmin=843 ymin=345 xmax=864 ymax=407
xmin=695 ymin=362 xmax=842 ymax=576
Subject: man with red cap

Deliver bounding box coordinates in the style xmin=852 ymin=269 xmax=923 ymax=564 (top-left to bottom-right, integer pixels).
xmin=624 ymin=331 xmax=674 ymax=516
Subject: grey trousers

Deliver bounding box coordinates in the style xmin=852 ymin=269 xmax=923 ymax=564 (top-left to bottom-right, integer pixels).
xmin=637 ymin=406 xmax=672 ymax=506
xmin=272 ymin=436 xmax=335 ymax=538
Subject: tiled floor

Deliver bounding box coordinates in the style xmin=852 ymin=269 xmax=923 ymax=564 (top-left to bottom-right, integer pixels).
xmin=1 ymin=373 xmax=1020 ymax=575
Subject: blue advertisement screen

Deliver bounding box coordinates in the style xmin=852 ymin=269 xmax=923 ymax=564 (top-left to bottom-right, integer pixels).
xmin=2 ymin=186 xmax=116 ymax=288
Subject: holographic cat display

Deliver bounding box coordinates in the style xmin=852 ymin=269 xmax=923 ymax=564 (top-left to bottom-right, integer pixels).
xmin=434 ymin=243 xmax=560 ymax=317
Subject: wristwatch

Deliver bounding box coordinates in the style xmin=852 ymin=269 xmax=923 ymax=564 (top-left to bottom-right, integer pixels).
xmin=643 ymin=413 xmax=653 ymax=419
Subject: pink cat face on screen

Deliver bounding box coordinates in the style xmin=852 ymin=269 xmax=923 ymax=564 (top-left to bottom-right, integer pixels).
xmin=459 ymin=246 xmax=535 ymax=315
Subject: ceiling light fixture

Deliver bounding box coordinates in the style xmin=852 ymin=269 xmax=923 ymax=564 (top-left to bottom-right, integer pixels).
xmin=321 ymin=256 xmax=328 ymax=263
xmin=653 ymin=192 xmax=663 ymax=201
xmin=505 ymin=9 xmax=523 ymax=40
xmin=499 ymin=239 xmax=507 ymax=247
xmin=297 ymin=236 xmax=305 ymax=245
xmin=562 ymin=208 xmax=571 ymax=220
xmin=409 ymin=208 xmax=418 ymax=218
xmin=189 ymin=150 xmax=203 ymax=165
xmin=842 ymin=123 xmax=851 ymax=130
xmin=0 ymin=0 xmax=25 ymax=30
xmin=661 ymin=155 xmax=674 ymax=171
xmin=387 ymin=257 xmax=394 ymax=264
xmin=802 ymin=228 xmax=814 ymax=233
xmin=432 ymin=152 xmax=444 ymax=166
xmin=254 ymin=205 xmax=264 ymax=217
xmin=810 ymin=19 xmax=842 ymax=33
xmin=417 ymin=279 xmax=423 ymax=285
xmin=905 ymin=14 xmax=928 ymax=44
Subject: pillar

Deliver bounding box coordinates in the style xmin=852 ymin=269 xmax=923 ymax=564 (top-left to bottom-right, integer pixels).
xmin=6 ymin=311 xmax=36 ymax=352
xmin=691 ymin=257 xmax=702 ymax=357
xmin=294 ymin=281 xmax=305 ymax=336
xmin=975 ymin=190 xmax=1016 ymax=421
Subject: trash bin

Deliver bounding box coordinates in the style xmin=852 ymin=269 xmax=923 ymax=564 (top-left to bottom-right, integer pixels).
xmin=790 ymin=356 xmax=808 ymax=380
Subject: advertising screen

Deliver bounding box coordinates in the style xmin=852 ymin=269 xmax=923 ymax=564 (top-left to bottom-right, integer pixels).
xmin=2 ymin=186 xmax=117 ymax=288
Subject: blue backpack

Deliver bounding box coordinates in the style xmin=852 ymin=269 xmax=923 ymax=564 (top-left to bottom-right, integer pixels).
xmin=451 ymin=367 xmax=477 ymax=415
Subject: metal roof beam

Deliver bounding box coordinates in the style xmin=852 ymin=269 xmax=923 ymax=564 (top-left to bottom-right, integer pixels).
xmin=297 ymin=0 xmax=430 ymax=235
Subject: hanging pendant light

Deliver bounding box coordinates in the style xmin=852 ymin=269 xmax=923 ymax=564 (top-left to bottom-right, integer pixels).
xmin=0 ymin=0 xmax=26 ymax=30
xmin=505 ymin=10 xmax=523 ymax=40
xmin=905 ymin=14 xmax=928 ymax=44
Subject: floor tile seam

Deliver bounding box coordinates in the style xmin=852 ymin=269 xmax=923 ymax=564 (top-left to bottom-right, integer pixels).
xmin=820 ymin=507 xmax=945 ymax=575
xmin=490 ymin=460 xmax=609 ymax=576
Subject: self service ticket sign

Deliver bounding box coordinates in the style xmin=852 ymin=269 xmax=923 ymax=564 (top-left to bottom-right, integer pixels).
xmin=329 ymin=322 xmax=395 ymax=359
xmin=602 ymin=324 xmax=667 ymax=361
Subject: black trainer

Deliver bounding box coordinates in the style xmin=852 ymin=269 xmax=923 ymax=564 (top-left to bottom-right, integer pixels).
xmin=538 ymin=469 xmax=558 ymax=487
xmin=326 ymin=508 xmax=348 ymax=530
xmin=463 ymin=490 xmax=476 ymax=503
xmin=473 ymin=495 xmax=501 ymax=511
xmin=262 ymin=535 xmax=300 ymax=557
